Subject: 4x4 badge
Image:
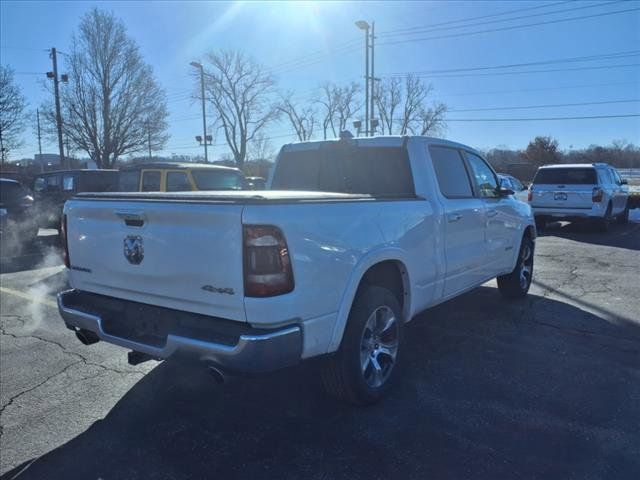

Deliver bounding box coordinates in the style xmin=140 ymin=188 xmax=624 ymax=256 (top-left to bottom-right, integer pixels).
xmin=124 ymin=235 xmax=144 ymax=265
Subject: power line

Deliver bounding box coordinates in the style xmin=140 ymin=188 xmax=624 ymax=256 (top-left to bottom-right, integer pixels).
xmin=386 ymin=50 xmax=640 ymax=76
xmin=389 ymin=62 xmax=640 ymax=79
xmin=438 ymin=81 xmax=640 ymax=97
xmin=445 ymin=114 xmax=640 ymax=122
xmin=269 ymin=38 xmax=361 ymax=72
xmin=377 ymin=0 xmax=622 ymax=39
xmin=376 ymin=1 xmax=575 ymax=37
xmin=377 ymin=6 xmax=640 ymax=47
xmin=449 ymin=99 xmax=640 ymax=112
xmin=270 ymin=44 xmax=362 ymax=75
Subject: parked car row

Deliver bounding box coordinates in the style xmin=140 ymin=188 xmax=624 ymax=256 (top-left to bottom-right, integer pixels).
xmin=1 ymin=163 xmax=268 ymax=243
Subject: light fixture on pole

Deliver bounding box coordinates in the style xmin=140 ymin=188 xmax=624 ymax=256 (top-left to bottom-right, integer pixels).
xmin=353 ymin=120 xmax=362 ymax=137
xmin=190 ymin=61 xmax=209 ymax=162
xmin=355 ymin=20 xmax=370 ymax=137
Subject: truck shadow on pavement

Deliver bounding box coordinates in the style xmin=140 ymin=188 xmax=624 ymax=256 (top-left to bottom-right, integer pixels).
xmin=539 ymin=220 xmax=640 ymax=251
xmin=4 ymin=287 xmax=640 ymax=480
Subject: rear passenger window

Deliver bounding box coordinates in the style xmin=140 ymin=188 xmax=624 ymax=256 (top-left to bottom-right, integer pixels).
xmin=141 ymin=171 xmax=161 ymax=192
xmin=166 ymin=172 xmax=191 ymax=192
xmin=429 ymin=146 xmax=473 ymax=198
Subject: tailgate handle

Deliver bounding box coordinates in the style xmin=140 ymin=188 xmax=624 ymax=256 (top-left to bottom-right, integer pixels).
xmin=115 ymin=211 xmax=145 ymax=227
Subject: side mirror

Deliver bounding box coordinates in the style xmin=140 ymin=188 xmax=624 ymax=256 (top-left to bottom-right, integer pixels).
xmin=498 ymin=186 xmax=515 ymax=197
xmin=498 ymin=179 xmax=515 ymax=197
xmin=621 ymin=179 xmax=628 ymax=185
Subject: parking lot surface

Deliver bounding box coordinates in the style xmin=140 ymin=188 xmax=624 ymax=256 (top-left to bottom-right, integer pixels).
xmin=1 ymin=221 xmax=639 ymax=480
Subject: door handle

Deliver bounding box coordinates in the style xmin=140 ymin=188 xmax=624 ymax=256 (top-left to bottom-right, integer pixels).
xmin=447 ymin=212 xmax=463 ymax=223
xmin=115 ymin=210 xmax=146 ymax=227
xmin=487 ymin=209 xmax=498 ymax=218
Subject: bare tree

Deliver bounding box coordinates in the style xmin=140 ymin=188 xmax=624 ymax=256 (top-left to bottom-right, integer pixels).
xmin=375 ymin=77 xmax=401 ymax=135
xmin=278 ymin=92 xmax=316 ymax=141
xmin=334 ymin=82 xmax=362 ymax=134
xmin=316 ymin=82 xmax=362 ymax=139
xmin=42 ymin=9 xmax=169 ymax=168
xmin=0 ymin=65 xmax=27 ymax=162
xmin=416 ymin=102 xmax=447 ymax=136
xmin=203 ymin=51 xmax=278 ymax=169
xmin=375 ymin=75 xmax=447 ymax=137
xmin=248 ymin=133 xmax=275 ymax=162
xmin=317 ymin=83 xmax=339 ymax=140
xmin=398 ymin=75 xmax=430 ymax=135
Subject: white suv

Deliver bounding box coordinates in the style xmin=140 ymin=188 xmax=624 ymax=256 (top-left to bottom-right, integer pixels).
xmin=529 ymin=163 xmax=629 ymax=231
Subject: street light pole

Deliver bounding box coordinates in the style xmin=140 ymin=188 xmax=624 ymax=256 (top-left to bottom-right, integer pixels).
xmin=356 ymin=21 xmax=370 ymax=137
xmin=190 ymin=61 xmax=208 ymax=163
xmin=370 ymin=22 xmax=375 ymax=137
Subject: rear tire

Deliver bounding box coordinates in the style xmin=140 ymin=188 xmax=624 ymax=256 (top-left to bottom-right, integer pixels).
xmin=497 ymin=234 xmax=534 ymax=299
xmin=595 ymin=203 xmax=612 ymax=232
xmin=534 ymin=216 xmax=546 ymax=233
xmin=616 ymin=203 xmax=629 ymax=225
xmin=321 ymin=285 xmax=403 ymax=405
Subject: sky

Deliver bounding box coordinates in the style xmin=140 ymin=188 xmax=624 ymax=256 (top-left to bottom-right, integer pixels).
xmin=1 ymin=0 xmax=639 ymax=162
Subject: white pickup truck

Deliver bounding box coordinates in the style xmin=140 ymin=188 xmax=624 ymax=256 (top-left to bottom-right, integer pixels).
xmin=58 ymin=135 xmax=536 ymax=404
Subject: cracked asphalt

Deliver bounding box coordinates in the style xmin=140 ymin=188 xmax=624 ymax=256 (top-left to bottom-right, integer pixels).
xmin=1 ymin=220 xmax=639 ymax=480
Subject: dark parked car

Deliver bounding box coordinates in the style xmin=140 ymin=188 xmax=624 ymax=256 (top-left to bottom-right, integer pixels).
xmin=0 ymin=178 xmax=38 ymax=244
xmin=32 ymin=170 xmax=119 ymax=230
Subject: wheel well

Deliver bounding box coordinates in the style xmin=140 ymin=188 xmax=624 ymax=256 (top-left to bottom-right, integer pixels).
xmin=358 ymin=261 xmax=407 ymax=312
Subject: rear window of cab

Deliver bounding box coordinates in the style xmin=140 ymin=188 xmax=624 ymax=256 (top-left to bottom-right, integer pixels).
xmin=533 ymin=168 xmax=597 ymax=185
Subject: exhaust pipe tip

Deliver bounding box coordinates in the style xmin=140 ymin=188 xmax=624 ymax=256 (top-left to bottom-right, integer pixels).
xmin=207 ymin=365 xmax=225 ymax=384
xmin=75 ymin=328 xmax=100 ymax=345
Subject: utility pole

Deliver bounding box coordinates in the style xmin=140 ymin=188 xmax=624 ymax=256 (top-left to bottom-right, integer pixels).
xmin=370 ymin=22 xmax=376 ymax=137
xmin=190 ymin=62 xmax=209 ymax=163
xmin=36 ymin=108 xmax=43 ymax=156
xmin=49 ymin=48 xmax=66 ymax=169
xmin=356 ymin=21 xmax=374 ymax=136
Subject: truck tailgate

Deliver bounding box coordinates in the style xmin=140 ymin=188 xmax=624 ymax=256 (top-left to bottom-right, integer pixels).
xmin=65 ymin=199 xmax=246 ymax=321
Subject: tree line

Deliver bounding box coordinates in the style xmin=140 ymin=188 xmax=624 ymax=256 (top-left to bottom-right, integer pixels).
xmin=486 ymin=136 xmax=640 ymax=181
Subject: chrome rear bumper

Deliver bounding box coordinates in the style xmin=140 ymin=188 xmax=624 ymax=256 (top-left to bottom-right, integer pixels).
xmin=57 ymin=289 xmax=302 ymax=373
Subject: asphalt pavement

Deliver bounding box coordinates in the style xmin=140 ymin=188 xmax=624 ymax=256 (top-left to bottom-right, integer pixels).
xmin=1 ymin=220 xmax=639 ymax=480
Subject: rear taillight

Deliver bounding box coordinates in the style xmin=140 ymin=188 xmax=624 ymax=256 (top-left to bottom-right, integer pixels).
xmin=527 ymin=190 xmax=533 ymax=202
xmin=243 ymin=225 xmax=294 ymax=297
xmin=592 ymin=187 xmax=604 ymax=203
xmin=61 ymin=214 xmax=70 ymax=268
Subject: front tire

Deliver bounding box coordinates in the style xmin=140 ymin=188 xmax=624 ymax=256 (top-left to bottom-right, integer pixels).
xmin=497 ymin=234 xmax=534 ymax=299
xmin=321 ymin=285 xmax=403 ymax=405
